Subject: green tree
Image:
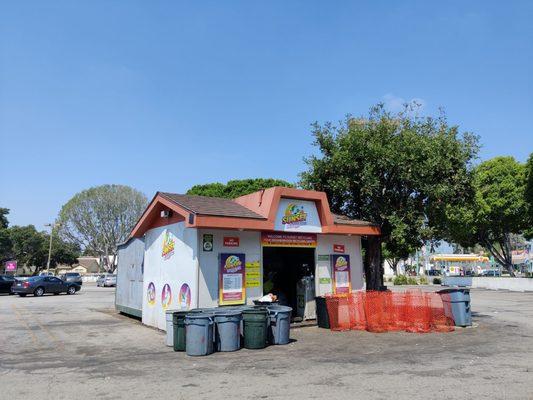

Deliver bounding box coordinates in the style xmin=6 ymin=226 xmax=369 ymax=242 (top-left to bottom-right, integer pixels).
xmin=8 ymin=225 xmax=47 ymax=268
xmin=187 ymin=178 xmax=294 ymax=199
xmin=300 ymin=104 xmax=478 ymax=289
xmin=58 ymin=185 xmax=147 ymax=271
xmin=0 ymin=208 xmax=13 ymax=263
xmin=0 ymin=208 xmax=9 ymax=229
xmin=443 ymin=157 xmax=528 ymax=275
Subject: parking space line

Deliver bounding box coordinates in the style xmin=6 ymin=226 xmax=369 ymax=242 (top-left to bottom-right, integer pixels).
xmin=11 ymin=304 xmax=40 ymax=346
xmin=15 ymin=305 xmax=65 ymax=350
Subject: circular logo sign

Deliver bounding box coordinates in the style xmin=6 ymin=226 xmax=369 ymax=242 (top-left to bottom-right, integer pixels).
xmin=161 ymin=284 xmax=172 ymax=310
xmin=179 ymin=283 xmax=191 ymax=309
xmin=147 ymin=282 xmax=156 ymax=306
xmin=203 ymin=241 xmax=213 ymax=251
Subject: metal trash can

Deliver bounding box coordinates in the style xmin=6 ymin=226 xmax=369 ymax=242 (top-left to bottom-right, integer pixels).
xmin=172 ymin=311 xmax=189 ymax=352
xmin=266 ymin=305 xmax=292 ymax=345
xmin=315 ymin=297 xmax=330 ymax=329
xmin=165 ymin=309 xmax=180 ymax=346
xmin=214 ymin=310 xmax=242 ymax=352
xmin=184 ymin=313 xmax=215 ymax=356
xmin=437 ymin=288 xmax=471 ymax=327
xmin=242 ymin=308 xmax=269 ymax=349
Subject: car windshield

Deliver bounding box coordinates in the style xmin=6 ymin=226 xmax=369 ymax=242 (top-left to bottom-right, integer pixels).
xmin=26 ymin=276 xmax=43 ymax=281
xmin=66 ymin=273 xmax=80 ymax=277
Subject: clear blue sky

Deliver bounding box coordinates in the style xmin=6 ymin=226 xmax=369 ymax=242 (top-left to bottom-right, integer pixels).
xmin=1 ymin=1 xmax=532 ymax=229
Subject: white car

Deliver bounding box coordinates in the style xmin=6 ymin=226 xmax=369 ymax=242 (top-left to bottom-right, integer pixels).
xmin=97 ymin=274 xmax=117 ymax=287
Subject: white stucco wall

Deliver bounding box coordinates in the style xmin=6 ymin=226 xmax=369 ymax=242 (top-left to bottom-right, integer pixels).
xmin=315 ymin=234 xmax=364 ymax=295
xmin=444 ymin=276 xmax=533 ymax=292
xmin=116 ymin=237 xmax=145 ymax=316
xmin=142 ymin=222 xmax=199 ymax=331
xmin=197 ymin=229 xmax=262 ymax=308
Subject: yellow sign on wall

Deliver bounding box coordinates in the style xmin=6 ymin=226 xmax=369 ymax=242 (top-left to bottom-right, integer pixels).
xmin=245 ymin=261 xmax=261 ymax=288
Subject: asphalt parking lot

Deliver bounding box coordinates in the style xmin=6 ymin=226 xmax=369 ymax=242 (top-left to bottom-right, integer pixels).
xmin=1 ymin=284 xmax=533 ymax=400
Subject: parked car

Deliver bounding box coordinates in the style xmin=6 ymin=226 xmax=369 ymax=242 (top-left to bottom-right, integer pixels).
xmin=0 ymin=275 xmax=16 ymax=294
xmin=38 ymin=271 xmax=55 ymax=277
xmin=12 ymin=276 xmax=81 ymax=297
xmin=59 ymin=272 xmax=83 ymax=286
xmin=481 ymin=269 xmax=501 ymax=277
xmin=96 ymin=274 xmax=117 ymax=287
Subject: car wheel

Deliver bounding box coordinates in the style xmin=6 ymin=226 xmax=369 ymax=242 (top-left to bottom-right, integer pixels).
xmin=67 ymin=286 xmax=76 ymax=295
xmin=34 ymin=287 xmax=45 ymax=297
xmin=18 ymin=293 xmax=27 ymax=297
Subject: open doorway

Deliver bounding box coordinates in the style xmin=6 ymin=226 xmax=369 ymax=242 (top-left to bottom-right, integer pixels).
xmin=262 ymin=247 xmax=315 ymax=311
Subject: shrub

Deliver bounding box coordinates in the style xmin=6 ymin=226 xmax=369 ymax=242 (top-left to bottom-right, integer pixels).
xmin=419 ymin=276 xmax=428 ymax=285
xmin=393 ymin=275 xmax=408 ymax=285
xmin=406 ymin=277 xmax=418 ymax=285
xmin=433 ymin=277 xmax=442 ymax=285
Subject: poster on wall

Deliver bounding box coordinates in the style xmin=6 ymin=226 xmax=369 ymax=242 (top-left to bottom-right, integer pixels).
xmin=331 ymin=254 xmax=351 ymax=294
xmin=245 ymin=261 xmax=261 ymax=288
xmin=202 ymin=234 xmax=213 ymax=252
xmin=219 ymin=253 xmax=246 ymax=305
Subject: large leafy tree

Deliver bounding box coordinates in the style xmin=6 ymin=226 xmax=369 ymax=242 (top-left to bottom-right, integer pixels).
xmin=443 ymin=157 xmax=528 ymax=275
xmin=58 ymin=184 xmax=147 ymax=271
xmin=0 ymin=208 xmax=13 ymax=263
xmin=7 ymin=225 xmax=47 ymax=268
xmin=301 ymin=104 xmax=478 ymax=289
xmin=187 ymin=178 xmax=294 ymax=199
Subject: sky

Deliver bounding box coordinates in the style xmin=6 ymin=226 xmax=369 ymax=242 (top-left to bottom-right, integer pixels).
xmin=1 ymin=1 xmax=532 ymax=229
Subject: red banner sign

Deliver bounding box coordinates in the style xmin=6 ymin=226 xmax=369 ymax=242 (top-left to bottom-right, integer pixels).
xmin=333 ymin=244 xmax=345 ymax=253
xmin=223 ymin=237 xmax=240 ymax=247
xmin=261 ymin=232 xmax=317 ymax=248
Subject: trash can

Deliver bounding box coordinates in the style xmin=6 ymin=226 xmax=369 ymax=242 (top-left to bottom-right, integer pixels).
xmin=172 ymin=311 xmax=189 ymax=352
xmin=437 ymin=288 xmax=471 ymax=327
xmin=266 ymin=305 xmax=292 ymax=345
xmin=184 ymin=313 xmax=215 ymax=356
xmin=165 ymin=309 xmax=180 ymax=346
xmin=214 ymin=310 xmax=242 ymax=352
xmin=315 ymin=297 xmax=330 ymax=329
xmin=242 ymin=308 xmax=269 ymax=349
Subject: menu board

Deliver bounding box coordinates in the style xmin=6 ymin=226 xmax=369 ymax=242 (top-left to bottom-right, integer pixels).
xmin=331 ymin=254 xmax=351 ymax=294
xmin=219 ymin=253 xmax=246 ymax=305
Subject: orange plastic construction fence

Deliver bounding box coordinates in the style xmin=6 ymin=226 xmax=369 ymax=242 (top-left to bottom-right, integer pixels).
xmin=325 ymin=290 xmax=454 ymax=333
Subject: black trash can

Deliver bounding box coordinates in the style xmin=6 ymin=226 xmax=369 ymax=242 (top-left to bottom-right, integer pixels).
xmin=315 ymin=296 xmax=330 ymax=329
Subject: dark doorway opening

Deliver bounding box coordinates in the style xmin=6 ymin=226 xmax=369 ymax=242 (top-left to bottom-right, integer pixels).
xmin=262 ymin=247 xmax=315 ymax=311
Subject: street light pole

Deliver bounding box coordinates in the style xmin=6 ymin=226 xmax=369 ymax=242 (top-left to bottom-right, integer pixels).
xmin=44 ymin=223 xmax=59 ymax=274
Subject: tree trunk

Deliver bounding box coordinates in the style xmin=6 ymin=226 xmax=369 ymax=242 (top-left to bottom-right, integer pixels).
xmin=365 ymin=236 xmax=383 ymax=290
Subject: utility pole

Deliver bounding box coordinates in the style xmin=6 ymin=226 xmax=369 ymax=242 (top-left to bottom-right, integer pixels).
xmin=44 ymin=223 xmax=60 ymax=274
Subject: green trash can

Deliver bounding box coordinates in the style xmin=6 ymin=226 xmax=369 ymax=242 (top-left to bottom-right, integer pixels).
xmin=242 ymin=308 xmax=269 ymax=349
xmin=172 ymin=311 xmax=189 ymax=352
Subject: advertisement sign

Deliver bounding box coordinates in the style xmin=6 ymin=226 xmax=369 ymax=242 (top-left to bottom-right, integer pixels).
xmin=274 ymin=198 xmax=322 ymax=233
xmin=147 ymin=282 xmax=156 ymax=306
xmin=223 ymin=237 xmax=240 ymax=247
xmin=161 ymin=284 xmax=172 ymax=310
xmin=331 ymin=254 xmax=351 ymax=294
xmin=202 ymin=234 xmax=213 ymax=252
xmin=261 ymin=232 xmax=317 ymax=248
xmin=5 ymin=260 xmax=17 ymax=272
xmin=245 ymin=261 xmax=261 ymax=288
xmin=161 ymin=230 xmax=175 ymax=260
xmin=333 ymin=244 xmax=345 ymax=253
xmin=219 ymin=253 xmax=246 ymax=305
